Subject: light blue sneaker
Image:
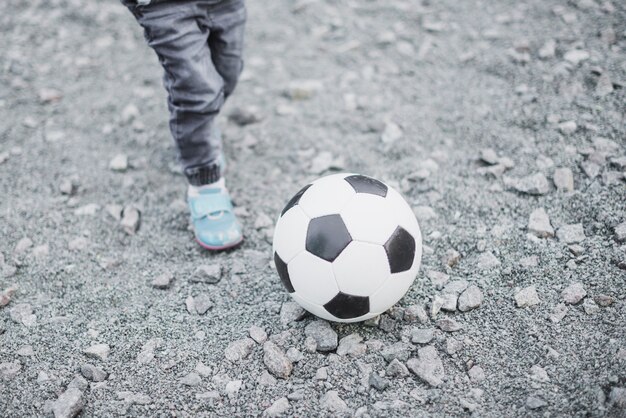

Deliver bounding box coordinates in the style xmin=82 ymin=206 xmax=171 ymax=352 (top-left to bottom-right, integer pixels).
xmin=188 ymin=185 xmax=243 ymax=251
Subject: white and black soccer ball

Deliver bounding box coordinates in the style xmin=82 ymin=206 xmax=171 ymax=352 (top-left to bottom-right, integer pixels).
xmin=272 ymin=173 xmax=422 ymax=323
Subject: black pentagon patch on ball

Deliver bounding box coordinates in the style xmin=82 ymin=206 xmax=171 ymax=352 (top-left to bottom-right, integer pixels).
xmin=324 ymin=292 xmax=370 ymax=319
xmin=274 ymin=252 xmax=294 ymax=293
xmin=384 ymin=226 xmax=416 ymax=273
xmin=281 ymin=184 xmax=312 ymax=216
xmin=306 ymin=214 xmax=352 ymax=262
xmin=344 ymin=174 xmax=388 ymax=197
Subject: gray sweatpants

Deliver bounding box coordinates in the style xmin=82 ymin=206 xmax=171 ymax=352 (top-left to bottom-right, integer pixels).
xmin=126 ymin=0 xmax=246 ymax=185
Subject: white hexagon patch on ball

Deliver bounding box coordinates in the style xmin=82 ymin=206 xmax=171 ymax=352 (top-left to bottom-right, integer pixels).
xmin=272 ymin=173 xmax=422 ymax=323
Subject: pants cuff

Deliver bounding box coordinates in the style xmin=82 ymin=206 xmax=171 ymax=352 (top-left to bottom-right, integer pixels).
xmin=184 ymin=163 xmax=221 ymax=186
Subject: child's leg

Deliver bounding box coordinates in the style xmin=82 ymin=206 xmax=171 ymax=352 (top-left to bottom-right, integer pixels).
xmin=129 ymin=2 xmax=225 ymax=185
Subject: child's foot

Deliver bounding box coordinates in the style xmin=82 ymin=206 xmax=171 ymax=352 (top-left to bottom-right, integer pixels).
xmin=188 ymin=178 xmax=243 ymax=251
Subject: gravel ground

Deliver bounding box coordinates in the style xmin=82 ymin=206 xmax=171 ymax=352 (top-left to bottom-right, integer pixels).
xmin=1 ymin=0 xmax=625 ymax=416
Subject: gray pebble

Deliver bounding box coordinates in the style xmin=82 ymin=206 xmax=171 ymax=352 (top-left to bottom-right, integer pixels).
xmin=515 ymin=286 xmax=540 ymax=307
xmin=51 ymin=388 xmax=84 ymax=418
xmin=120 ymin=206 xmax=141 ymax=235
xmin=109 ymin=154 xmax=128 ymax=171
xmin=553 ymin=168 xmax=574 ymax=192
xmin=561 ymin=282 xmax=586 ymax=304
xmin=257 ymin=370 xmax=277 ymax=386
xmin=385 ymin=358 xmax=410 ymax=378
xmin=286 ymin=347 xmax=303 ymax=363
xmin=368 ymin=372 xmax=390 ymax=391
xmin=280 ymin=301 xmax=306 ymax=325
xmin=249 ymin=325 xmax=268 ymax=344
xmin=263 ymin=341 xmax=292 ymax=379
xmin=195 ymin=362 xmax=212 ymax=377
xmin=191 ymin=264 xmax=222 ymax=284
xmin=549 ymin=303 xmax=568 ymax=323
xmin=225 ymin=338 xmax=255 ymax=362
xmin=468 ymin=365 xmax=485 ymax=383
xmin=80 ymin=364 xmax=107 ymax=382
xmin=68 ymin=375 xmax=89 ymax=391
xmin=152 ymin=272 xmax=173 ymax=289
xmin=407 ymin=345 xmax=445 ymax=387
xmin=557 ymin=224 xmax=585 ymax=244
xmin=320 ymin=391 xmax=349 ymax=414
xmin=304 ymin=320 xmax=337 ymax=352
xmin=336 ymin=333 xmax=366 ymax=357
xmin=404 ymin=305 xmax=429 ymax=323
xmin=380 ymin=342 xmax=412 ymax=362
xmin=0 ymin=362 xmax=22 ymax=380
xmin=614 ymin=221 xmax=626 ymax=242
xmin=411 ymin=328 xmax=435 ymax=344
xmin=436 ymin=317 xmax=462 ymax=332
xmin=505 ymin=173 xmax=550 ymax=195
xmin=446 ymin=337 xmax=463 ymax=355
xmin=180 ymin=372 xmax=202 ymax=386
xmin=264 ymin=397 xmax=290 ymax=417
xmin=526 ymin=396 xmax=547 ymax=409
xmin=84 ymin=343 xmax=110 ymax=361
xmin=583 ymin=298 xmax=600 ymax=315
xmin=458 ymin=285 xmax=483 ymax=312
xmin=528 ymin=208 xmax=555 ymax=238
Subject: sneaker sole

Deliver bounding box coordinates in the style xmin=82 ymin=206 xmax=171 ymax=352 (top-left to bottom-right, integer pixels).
xmin=195 ymin=236 xmax=244 ymax=252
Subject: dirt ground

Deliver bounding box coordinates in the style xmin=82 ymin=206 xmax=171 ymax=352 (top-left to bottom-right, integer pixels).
xmin=1 ymin=0 xmax=625 ymax=416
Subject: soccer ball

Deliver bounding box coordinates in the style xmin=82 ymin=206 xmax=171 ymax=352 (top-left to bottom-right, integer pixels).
xmin=272 ymin=173 xmax=422 ymax=323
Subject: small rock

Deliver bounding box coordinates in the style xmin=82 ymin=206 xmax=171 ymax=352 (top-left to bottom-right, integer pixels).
xmin=228 ymin=106 xmax=262 ymax=126
xmin=368 ymin=373 xmax=390 ymax=391
xmin=68 ymin=375 xmax=89 ymax=391
xmin=195 ymin=362 xmax=212 ymax=377
xmin=505 ymin=173 xmax=550 ymax=195
xmin=84 ymin=343 xmax=110 ymax=361
xmin=191 ymin=264 xmax=222 ymax=284
xmin=336 ymin=333 xmax=366 ymax=357
xmin=0 ymin=286 xmax=17 ymax=308
xmin=564 ymin=49 xmax=589 ymax=65
xmin=538 ymin=39 xmax=556 ymax=59
xmin=614 ymin=222 xmax=626 ymax=242
xmin=557 ymin=224 xmax=585 ymax=244
xmin=280 ymin=301 xmax=306 ymax=325
xmin=561 ymin=282 xmax=586 ymax=304
xmin=443 ymin=280 xmax=469 ymax=295
xmin=263 ymin=341 xmax=293 ymax=379
xmin=0 ymin=362 xmax=22 ymax=380
xmin=14 ymin=237 xmax=33 ymax=255
xmin=386 ymin=358 xmax=410 ymax=378
xmin=315 ymin=367 xmax=328 ymax=380
xmin=558 ymin=120 xmax=577 ymax=135
xmin=526 ymin=396 xmax=547 ymax=409
xmin=286 ymin=347 xmax=303 ymax=363
xmin=180 ymin=372 xmax=202 ymax=386
xmin=225 ymin=380 xmax=242 ymax=397
xmin=427 ymin=270 xmax=450 ymax=289
xmin=225 ymin=338 xmax=256 ymax=362
xmin=51 ymin=388 xmax=84 ymax=418
xmin=10 ymin=303 xmax=36 ymax=327
xmin=476 ymin=251 xmax=500 ymax=270
xmin=304 ymin=320 xmax=337 ymax=352
xmin=440 ymin=293 xmax=458 ymax=312
xmin=479 ymin=148 xmax=500 ymax=165
xmin=39 ymin=88 xmax=63 ymax=103
xmin=404 ymin=305 xmax=429 ymax=323
xmin=446 ymin=338 xmax=463 ymax=355
xmin=152 ymin=272 xmax=173 ymax=289
xmin=249 ymin=326 xmax=267 ymax=344
xmin=59 ymin=178 xmax=77 ymax=195
xmin=192 ymin=294 xmax=213 ymax=315
xmin=109 ymin=154 xmax=128 ymax=172
xmin=458 ymin=285 xmax=483 ymax=312
xmin=16 ymin=345 xmax=34 ymax=356
xmin=309 ymin=151 xmax=343 ymax=174
xmin=411 ymin=328 xmax=435 ymax=344
xmin=515 ymin=286 xmax=540 ymax=308
xmin=136 ymin=339 xmax=161 ymax=364
xmin=528 ymin=208 xmax=555 ymax=238
xmin=594 ymin=295 xmax=614 ymax=307
xmin=583 ymin=298 xmax=600 ymax=315
xmin=549 ymin=303 xmax=568 ymax=323
xmin=80 ymin=364 xmax=108 ymax=382
xmin=407 ymin=345 xmax=445 ymax=387
xmin=443 ymin=249 xmax=461 ymax=267
xmin=530 ymin=365 xmax=549 ymax=382
xmin=381 ymin=122 xmax=403 ymax=144
xmin=320 ymin=391 xmax=349 ymax=414
xmin=120 ymin=206 xmax=141 ymax=235
xmin=74 ymin=203 xmax=100 ymax=216
xmin=257 ymin=370 xmax=277 ymax=386
xmin=608 ymin=387 xmax=626 ymax=411
xmin=380 ymin=342 xmax=412 ymax=362
xmin=264 ymin=397 xmax=290 ymax=417
xmin=121 ymin=104 xmax=139 ymax=123
xmin=468 ymin=365 xmax=485 ymax=383
xmin=284 ymin=79 xmax=323 ymax=100
xmin=413 ymin=206 xmax=437 ymax=222
xmin=553 ymin=168 xmax=574 ymax=192
xmin=436 ymin=317 xmax=462 ymax=332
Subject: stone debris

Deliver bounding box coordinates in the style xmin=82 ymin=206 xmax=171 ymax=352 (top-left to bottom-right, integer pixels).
xmin=304 ymin=320 xmax=337 ymax=352
xmin=558 ymin=120 xmax=577 ymax=135
xmin=308 ymin=151 xmax=343 ymax=174
xmin=476 ymin=251 xmax=500 ymax=270
xmin=561 ymin=282 xmax=586 ymax=304
xmin=10 ymin=303 xmax=36 ymax=327
xmin=80 ymin=364 xmax=108 ymax=382
xmin=51 ymin=388 xmax=84 ymax=418
xmin=180 ymin=372 xmax=202 ymax=386
xmin=528 ymin=208 xmax=555 ymax=238
xmin=479 ymin=148 xmax=500 ymax=165
xmin=440 ymin=293 xmax=458 ymax=312
xmin=186 ymin=294 xmax=213 ymax=315
xmin=315 ymin=367 xmax=328 ymax=380
xmin=32 ymin=244 xmax=49 ymax=259
xmin=14 ymin=237 xmax=33 ymax=255
xmin=386 ymin=358 xmax=410 ymax=378
xmin=526 ymin=396 xmax=547 ymax=409
xmin=74 ymin=203 xmax=100 ymax=216
xmin=369 ymin=372 xmax=390 ymax=391
xmin=0 ymin=286 xmax=17 ymax=308
xmin=257 ymin=370 xmax=277 ymax=386
xmin=443 ymin=249 xmax=461 ymax=267
xmin=608 ymin=387 xmax=626 ymax=411
xmin=538 ymin=39 xmax=556 ymax=59
xmin=68 ymin=375 xmax=88 ymax=391
xmin=436 ymin=317 xmax=462 ymax=332
xmin=443 ymin=280 xmax=469 ymax=295
xmin=84 ymin=344 xmax=110 ymax=361
xmin=109 ymin=154 xmax=128 ymax=172
xmin=407 ymin=345 xmax=445 ymax=387
xmin=549 ymin=303 xmax=568 ymax=323
xmin=17 ymin=345 xmax=34 ymax=356
xmin=264 ymin=397 xmax=290 ymax=417
xmin=117 ymin=391 xmax=152 ymax=406
xmin=320 ymin=391 xmax=349 ymax=414
xmin=381 ymin=342 xmax=412 ymax=363
xmin=152 ymin=272 xmax=173 ymax=289
xmin=336 ymin=333 xmax=366 ymax=357
xmin=515 ymin=286 xmax=540 ymax=308
xmin=468 ymin=365 xmax=485 ymax=383
xmin=381 ymin=121 xmax=403 ymax=144
xmin=404 ymin=305 xmax=429 ymax=323
xmin=413 ymin=206 xmax=438 ymax=222
xmin=563 ymin=49 xmax=589 ymax=65
xmin=228 ymin=106 xmax=263 ymax=126
xmin=284 ymin=79 xmax=323 ymax=100
xmin=411 ymin=328 xmax=435 ymax=344
xmin=191 ymin=264 xmax=222 ymax=284
xmin=0 ymin=362 xmax=22 ymax=380
xmin=39 ymin=87 xmax=63 ymax=103
xmin=583 ymin=298 xmax=600 ymax=315
xmin=249 ymin=325 xmax=268 ymax=344
xmin=137 ymin=339 xmax=161 ymax=364
xmin=263 ymin=341 xmax=292 ymax=379
xmin=530 ymin=365 xmax=549 ymax=382
xmin=553 ymin=168 xmax=574 ymax=192
xmin=286 ymin=347 xmax=303 ymax=363
xmin=120 ymin=206 xmax=141 ymax=235
xmin=427 ymin=270 xmax=450 ymax=289
xmin=504 ymin=173 xmax=550 ymax=195
xmin=446 ymin=338 xmax=463 ymax=355
xmin=280 ymin=301 xmax=306 ymax=325
xmin=458 ymin=285 xmax=483 ymax=312
xmin=614 ymin=222 xmax=626 ymax=242
xmin=557 ymin=224 xmax=585 ymax=244
xmin=225 ymin=380 xmax=242 ymax=397
xmin=225 ymin=338 xmax=256 ymax=362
